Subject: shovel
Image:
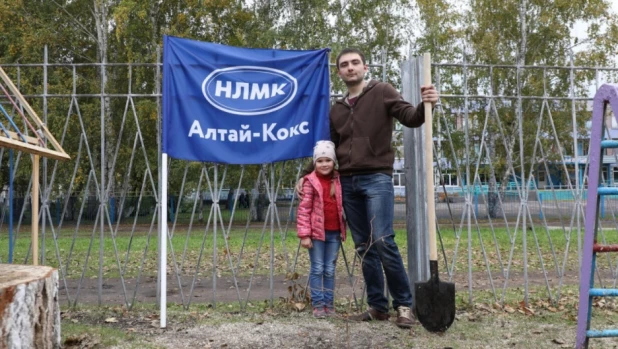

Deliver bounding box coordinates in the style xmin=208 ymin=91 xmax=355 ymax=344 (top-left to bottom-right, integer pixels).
xmin=414 ymin=53 xmax=456 ymax=333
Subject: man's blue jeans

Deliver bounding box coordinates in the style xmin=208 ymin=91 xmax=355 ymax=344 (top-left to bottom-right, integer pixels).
xmin=340 ymin=173 xmax=412 ymax=313
xmin=308 ymin=230 xmax=341 ymax=308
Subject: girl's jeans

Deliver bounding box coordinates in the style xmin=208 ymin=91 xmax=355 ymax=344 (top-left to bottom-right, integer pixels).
xmin=308 ymin=230 xmax=341 ymax=308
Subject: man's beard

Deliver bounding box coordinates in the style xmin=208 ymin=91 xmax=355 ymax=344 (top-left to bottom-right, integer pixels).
xmin=344 ymin=76 xmax=364 ymax=87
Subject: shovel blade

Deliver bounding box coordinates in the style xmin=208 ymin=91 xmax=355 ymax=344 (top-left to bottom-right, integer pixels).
xmin=414 ymin=262 xmax=456 ymax=332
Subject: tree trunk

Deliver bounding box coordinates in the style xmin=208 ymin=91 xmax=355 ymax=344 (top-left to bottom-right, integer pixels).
xmin=0 ymin=264 xmax=60 ymax=349
xmin=94 ymin=0 xmax=115 ymax=205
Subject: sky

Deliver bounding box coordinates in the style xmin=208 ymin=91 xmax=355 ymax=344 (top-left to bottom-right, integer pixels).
xmin=572 ymin=1 xmax=618 ymax=53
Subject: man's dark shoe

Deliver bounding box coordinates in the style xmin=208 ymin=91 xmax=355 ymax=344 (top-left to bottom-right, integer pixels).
xmin=395 ymin=306 xmax=415 ymax=328
xmin=348 ymin=307 xmax=390 ymax=322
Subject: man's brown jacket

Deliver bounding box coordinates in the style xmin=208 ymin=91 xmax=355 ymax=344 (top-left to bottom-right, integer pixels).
xmin=330 ymin=79 xmax=425 ymax=176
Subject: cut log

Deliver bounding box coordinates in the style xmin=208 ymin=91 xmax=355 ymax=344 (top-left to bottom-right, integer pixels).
xmin=0 ymin=264 xmax=60 ymax=349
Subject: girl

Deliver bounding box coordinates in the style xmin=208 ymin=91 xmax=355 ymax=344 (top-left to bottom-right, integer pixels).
xmin=297 ymin=140 xmax=346 ymax=318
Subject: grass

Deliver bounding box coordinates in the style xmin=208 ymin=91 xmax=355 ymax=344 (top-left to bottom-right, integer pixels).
xmin=62 ymin=322 xmax=157 ymax=349
xmin=3 ymin=224 xmax=618 ymax=281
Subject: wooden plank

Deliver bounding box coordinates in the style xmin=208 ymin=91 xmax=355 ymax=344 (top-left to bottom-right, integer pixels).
xmin=0 ymin=66 xmax=68 ymax=158
xmin=0 ymin=135 xmax=70 ymax=161
xmin=5 ymin=130 xmax=39 ymax=145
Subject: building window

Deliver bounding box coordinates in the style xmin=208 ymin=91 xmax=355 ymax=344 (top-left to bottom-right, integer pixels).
xmin=538 ymin=170 xmax=546 ymax=182
xmin=450 ymin=174 xmax=458 ymax=186
xmin=393 ymin=174 xmax=400 ymax=186
xmin=393 ymin=172 xmax=406 ymax=187
xmin=602 ymin=167 xmax=609 ymax=183
xmin=579 ymin=140 xmax=589 ymax=156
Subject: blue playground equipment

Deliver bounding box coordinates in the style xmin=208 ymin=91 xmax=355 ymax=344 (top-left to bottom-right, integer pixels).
xmin=576 ymin=84 xmax=618 ymax=348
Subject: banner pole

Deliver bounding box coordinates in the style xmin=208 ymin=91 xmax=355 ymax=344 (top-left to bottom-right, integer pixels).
xmin=160 ymin=152 xmax=168 ymax=328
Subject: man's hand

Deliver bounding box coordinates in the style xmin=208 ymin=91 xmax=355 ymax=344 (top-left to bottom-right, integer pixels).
xmin=301 ymin=237 xmax=312 ymax=249
xmin=295 ymin=177 xmax=305 ymax=199
xmin=420 ymin=84 xmax=439 ymax=107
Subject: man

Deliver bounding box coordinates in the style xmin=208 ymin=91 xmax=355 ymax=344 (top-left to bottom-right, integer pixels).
xmin=298 ymin=48 xmax=438 ymax=328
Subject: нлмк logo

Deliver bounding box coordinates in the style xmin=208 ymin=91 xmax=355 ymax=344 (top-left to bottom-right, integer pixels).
xmin=202 ymin=66 xmax=298 ymax=116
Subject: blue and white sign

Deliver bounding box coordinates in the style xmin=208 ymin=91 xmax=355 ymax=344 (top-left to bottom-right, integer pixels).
xmin=162 ymin=36 xmax=331 ymax=164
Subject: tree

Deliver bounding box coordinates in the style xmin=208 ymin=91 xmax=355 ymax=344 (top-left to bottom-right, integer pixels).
xmin=0 ymin=0 xmax=431 ymax=214
xmin=415 ymin=0 xmax=618 ymax=218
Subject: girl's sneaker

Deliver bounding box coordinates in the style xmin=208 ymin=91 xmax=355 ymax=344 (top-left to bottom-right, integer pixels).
xmin=324 ymin=306 xmax=337 ymax=317
xmin=313 ymin=307 xmax=326 ymax=318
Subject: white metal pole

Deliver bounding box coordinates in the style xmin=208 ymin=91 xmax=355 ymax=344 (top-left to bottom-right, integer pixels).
xmin=160 ymin=152 xmax=168 ymax=328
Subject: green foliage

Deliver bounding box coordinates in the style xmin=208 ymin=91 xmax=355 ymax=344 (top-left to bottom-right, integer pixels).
xmin=1 ymin=0 xmax=617 ymax=197
xmin=0 ymin=0 xmax=416 ymax=195
xmin=415 ymin=0 xmax=618 ymax=193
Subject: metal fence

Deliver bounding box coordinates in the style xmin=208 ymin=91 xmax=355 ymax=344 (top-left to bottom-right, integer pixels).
xmin=6 ymin=190 xmax=618 ymax=225
xmin=1 ymin=49 xmax=618 ymax=311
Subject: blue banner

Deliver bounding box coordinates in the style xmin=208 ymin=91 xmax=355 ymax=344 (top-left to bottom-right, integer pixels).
xmin=162 ymin=36 xmax=331 ymax=164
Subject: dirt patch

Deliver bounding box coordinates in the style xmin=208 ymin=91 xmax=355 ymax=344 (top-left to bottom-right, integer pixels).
xmin=57 ymin=269 xmax=584 ymax=307
xmin=58 ymin=270 xmax=618 ymax=348
xmin=61 ymin=305 xmax=618 ymax=349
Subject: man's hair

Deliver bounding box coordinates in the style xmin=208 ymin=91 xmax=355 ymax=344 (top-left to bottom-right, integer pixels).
xmin=336 ymin=48 xmax=366 ymax=69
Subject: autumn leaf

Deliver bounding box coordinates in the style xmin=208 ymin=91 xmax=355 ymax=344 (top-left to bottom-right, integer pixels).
xmin=504 ymin=305 xmax=516 ymax=314
xmin=294 ymin=303 xmax=306 ymax=312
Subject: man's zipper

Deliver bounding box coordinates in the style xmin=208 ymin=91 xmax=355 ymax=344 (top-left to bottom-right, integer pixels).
xmin=343 ymin=83 xmax=371 ymax=168
xmin=348 ymin=106 xmax=354 ymax=163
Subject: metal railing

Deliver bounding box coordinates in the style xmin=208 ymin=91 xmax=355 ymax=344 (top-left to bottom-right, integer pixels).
xmin=0 ymin=49 xmax=617 ymax=310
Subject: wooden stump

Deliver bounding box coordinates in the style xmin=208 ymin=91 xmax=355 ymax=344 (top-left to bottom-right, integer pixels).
xmin=0 ymin=264 xmax=60 ymax=349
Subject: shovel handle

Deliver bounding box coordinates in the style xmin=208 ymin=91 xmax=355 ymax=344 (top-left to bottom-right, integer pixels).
xmin=423 ymin=53 xmax=437 ymax=261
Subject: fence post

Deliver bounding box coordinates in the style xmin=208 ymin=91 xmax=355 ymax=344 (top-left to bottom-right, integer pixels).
xmin=169 ymin=195 xmax=175 ymax=222
xmin=110 ymin=197 xmax=115 ymax=224
xmin=402 ymin=55 xmax=430 ymax=306
xmin=56 ymin=198 xmax=60 ymax=225
xmin=539 ymin=193 xmax=543 ymax=220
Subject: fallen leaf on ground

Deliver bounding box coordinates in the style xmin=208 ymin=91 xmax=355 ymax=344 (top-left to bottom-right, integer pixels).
xmin=64 ymin=334 xmax=100 ymax=349
xmin=475 ymin=303 xmax=494 ymax=313
xmin=104 ymin=317 xmax=118 ymax=323
xmin=523 ymin=307 xmax=535 ymax=316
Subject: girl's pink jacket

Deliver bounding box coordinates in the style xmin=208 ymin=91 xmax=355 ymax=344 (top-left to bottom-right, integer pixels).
xmin=296 ymin=171 xmax=346 ymax=242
